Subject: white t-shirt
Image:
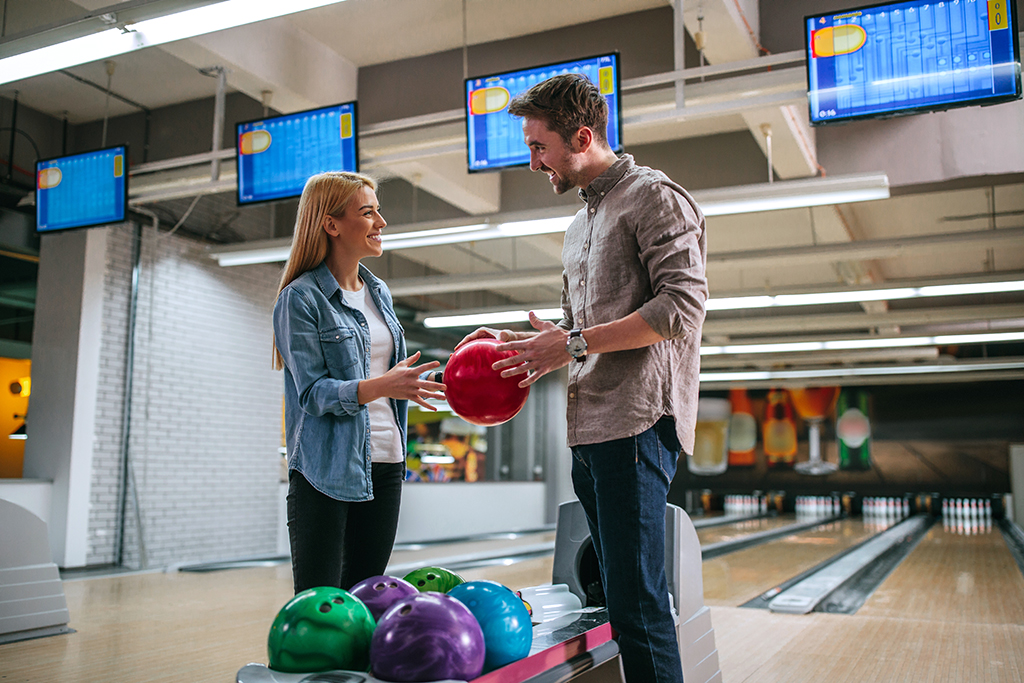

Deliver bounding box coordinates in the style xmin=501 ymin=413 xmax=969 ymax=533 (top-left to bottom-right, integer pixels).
xmin=341 ymin=282 xmax=404 ymax=464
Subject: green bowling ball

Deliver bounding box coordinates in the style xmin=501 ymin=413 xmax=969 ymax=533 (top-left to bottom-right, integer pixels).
xmin=403 ymin=566 xmax=466 ymax=593
xmin=267 ymin=586 xmax=376 ymax=673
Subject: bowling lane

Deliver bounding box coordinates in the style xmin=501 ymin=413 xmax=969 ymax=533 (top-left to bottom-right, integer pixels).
xmin=858 ymin=521 xmax=1024 ymax=624
xmin=388 ymin=530 xmax=555 ymax=569
xmin=696 ymin=514 xmax=804 ymax=545
xmin=702 ymin=518 xmax=877 ymax=606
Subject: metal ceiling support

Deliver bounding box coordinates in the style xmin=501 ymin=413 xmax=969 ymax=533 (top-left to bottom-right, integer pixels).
xmin=200 ymin=66 xmax=228 ymax=181
xmin=674 ymin=0 xmax=685 ymax=109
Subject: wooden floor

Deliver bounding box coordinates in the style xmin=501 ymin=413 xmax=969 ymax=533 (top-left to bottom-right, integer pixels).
xmin=3 ymin=520 xmax=1023 ymax=683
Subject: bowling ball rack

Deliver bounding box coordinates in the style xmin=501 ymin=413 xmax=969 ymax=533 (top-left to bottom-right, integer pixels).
xmin=236 ymin=609 xmax=617 ymax=683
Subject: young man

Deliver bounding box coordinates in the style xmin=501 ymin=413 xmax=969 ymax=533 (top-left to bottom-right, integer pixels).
xmin=460 ymin=74 xmax=708 ymax=683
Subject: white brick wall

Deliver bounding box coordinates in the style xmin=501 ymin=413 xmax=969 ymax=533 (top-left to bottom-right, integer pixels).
xmin=88 ymin=222 xmax=284 ymax=568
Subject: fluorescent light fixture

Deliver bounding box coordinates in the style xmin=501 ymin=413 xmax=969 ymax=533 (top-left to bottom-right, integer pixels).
xmin=700 ymin=360 xmax=1024 ymax=383
xmin=0 ymin=0 xmax=349 ymax=85
xmin=418 ymin=279 xmax=1024 ymax=328
xmin=707 ymin=279 xmax=1024 ymax=311
xmin=700 ymin=331 xmax=1024 ymax=356
xmin=423 ymin=308 xmax=563 ymax=329
xmin=693 ymin=173 xmax=889 ymax=216
xmin=211 ymin=174 xmax=891 ymax=266
xmin=212 ymin=242 xmax=291 ymax=267
xmin=381 ymin=217 xmax=572 ymax=250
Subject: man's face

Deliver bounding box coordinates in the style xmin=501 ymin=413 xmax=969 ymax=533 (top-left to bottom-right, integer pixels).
xmin=522 ymin=117 xmax=584 ymax=195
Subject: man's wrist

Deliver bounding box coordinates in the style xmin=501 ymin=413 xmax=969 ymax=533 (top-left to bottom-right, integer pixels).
xmin=566 ymin=328 xmax=588 ymax=361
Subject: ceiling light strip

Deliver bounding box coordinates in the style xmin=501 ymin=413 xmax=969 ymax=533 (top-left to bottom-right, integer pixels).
xmin=700 ymin=360 xmax=1024 ymax=383
xmin=699 ymin=331 xmax=1024 ymax=356
xmin=0 ymin=0 xmax=349 ymax=85
xmin=707 ymin=279 xmax=1024 ymax=311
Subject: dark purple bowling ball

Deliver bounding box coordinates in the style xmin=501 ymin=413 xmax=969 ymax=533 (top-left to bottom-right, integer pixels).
xmin=349 ymin=575 xmax=419 ymax=622
xmin=370 ymin=592 xmax=485 ymax=682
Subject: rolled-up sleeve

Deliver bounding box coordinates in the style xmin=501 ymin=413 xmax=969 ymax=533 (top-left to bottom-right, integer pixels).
xmin=274 ymin=288 xmax=361 ymax=416
xmin=634 ymin=180 xmax=708 ymax=340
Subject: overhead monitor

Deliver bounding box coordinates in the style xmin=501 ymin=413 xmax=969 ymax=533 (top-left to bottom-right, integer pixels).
xmin=35 ymin=145 xmax=128 ymax=233
xmin=236 ymin=101 xmax=358 ymax=205
xmin=465 ymin=53 xmax=622 ymax=172
xmin=805 ymin=0 xmax=1022 ymax=125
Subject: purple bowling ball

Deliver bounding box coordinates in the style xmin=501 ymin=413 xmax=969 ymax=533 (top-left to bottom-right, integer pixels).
xmin=349 ymin=575 xmax=419 ymax=622
xmin=370 ymin=592 xmax=485 ymax=682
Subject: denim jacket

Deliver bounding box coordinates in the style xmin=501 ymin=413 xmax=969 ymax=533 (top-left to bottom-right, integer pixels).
xmin=273 ymin=261 xmax=407 ymax=501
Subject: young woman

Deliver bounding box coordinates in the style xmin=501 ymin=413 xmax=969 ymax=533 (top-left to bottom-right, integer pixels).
xmin=273 ymin=171 xmax=445 ymax=593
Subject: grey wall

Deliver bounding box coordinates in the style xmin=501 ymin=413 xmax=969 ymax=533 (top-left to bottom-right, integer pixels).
xmin=358 ymin=6 xmax=697 ymax=124
xmin=85 ymin=222 xmax=283 ymax=567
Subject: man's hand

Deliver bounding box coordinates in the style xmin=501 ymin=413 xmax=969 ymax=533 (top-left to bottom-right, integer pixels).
xmin=493 ymin=312 xmax=571 ymax=388
xmin=455 ymin=326 xmax=519 ymax=350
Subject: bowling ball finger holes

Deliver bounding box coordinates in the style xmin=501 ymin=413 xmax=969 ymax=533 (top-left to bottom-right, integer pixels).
xmin=399 ymin=605 xmax=412 ymax=615
xmin=318 ymin=597 xmax=346 ymax=613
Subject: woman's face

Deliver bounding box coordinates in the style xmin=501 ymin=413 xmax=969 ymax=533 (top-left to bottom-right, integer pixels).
xmin=324 ymin=185 xmax=386 ymax=260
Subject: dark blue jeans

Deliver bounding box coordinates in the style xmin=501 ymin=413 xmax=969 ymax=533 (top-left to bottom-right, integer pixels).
xmin=571 ymin=417 xmax=683 ymax=683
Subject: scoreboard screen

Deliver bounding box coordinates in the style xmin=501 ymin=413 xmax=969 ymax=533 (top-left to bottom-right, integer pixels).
xmin=805 ymin=0 xmax=1022 ymax=125
xmin=465 ymin=53 xmax=622 ymax=172
xmin=36 ymin=145 xmax=128 ymax=233
xmin=236 ymin=102 xmax=358 ymax=205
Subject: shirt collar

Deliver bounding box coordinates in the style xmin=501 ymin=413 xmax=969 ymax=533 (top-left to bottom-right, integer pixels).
xmin=579 ymin=153 xmax=633 ymax=202
xmin=313 ymin=261 xmax=382 ymax=301
xmin=312 ymin=261 xmax=340 ymax=300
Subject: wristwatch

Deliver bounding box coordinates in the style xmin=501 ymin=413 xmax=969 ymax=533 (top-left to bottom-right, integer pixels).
xmin=566 ymin=328 xmax=588 ymax=362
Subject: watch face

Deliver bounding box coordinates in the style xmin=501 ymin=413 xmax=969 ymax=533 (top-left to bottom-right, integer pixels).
xmin=567 ymin=336 xmax=587 ymax=357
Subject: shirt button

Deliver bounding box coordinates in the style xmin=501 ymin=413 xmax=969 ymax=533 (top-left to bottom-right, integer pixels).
xmin=335 ymin=335 xmax=340 ymax=339
xmin=580 ymin=279 xmax=585 ymax=287
xmin=600 ymin=191 xmax=605 ymax=196
xmin=569 ymin=392 xmax=575 ymax=399
xmin=589 ymin=208 xmax=595 ymax=214
xmin=583 ymin=243 xmax=589 ymax=250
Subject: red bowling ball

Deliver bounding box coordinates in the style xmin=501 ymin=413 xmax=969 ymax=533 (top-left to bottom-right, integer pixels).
xmin=443 ymin=338 xmax=530 ymax=426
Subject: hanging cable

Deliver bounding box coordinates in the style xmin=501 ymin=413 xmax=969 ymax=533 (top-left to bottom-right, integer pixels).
xmin=101 ymin=60 xmax=116 ymax=147
xmin=158 ymin=194 xmax=202 ymax=240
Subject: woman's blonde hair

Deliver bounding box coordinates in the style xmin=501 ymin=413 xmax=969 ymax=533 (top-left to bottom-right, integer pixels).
xmin=273 ymin=171 xmax=378 ymax=370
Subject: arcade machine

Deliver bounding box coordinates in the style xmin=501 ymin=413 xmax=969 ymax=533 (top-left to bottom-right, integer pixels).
xmin=238 ymin=500 xmax=720 ymax=683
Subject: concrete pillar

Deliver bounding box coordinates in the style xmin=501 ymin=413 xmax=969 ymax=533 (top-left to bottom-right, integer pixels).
xmin=23 ymin=227 xmax=108 ymax=567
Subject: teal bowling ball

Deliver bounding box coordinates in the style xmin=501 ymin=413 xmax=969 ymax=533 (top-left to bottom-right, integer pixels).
xmin=448 ymin=580 xmax=533 ymax=672
xmin=403 ymin=566 xmax=465 ymax=593
xmin=267 ymin=586 xmax=376 ymax=673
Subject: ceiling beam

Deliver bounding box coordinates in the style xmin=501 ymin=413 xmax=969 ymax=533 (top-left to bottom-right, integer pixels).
xmin=708 ymin=226 xmax=1024 ymax=271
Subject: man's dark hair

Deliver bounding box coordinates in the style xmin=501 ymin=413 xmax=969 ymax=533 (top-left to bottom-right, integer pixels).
xmin=507 ymin=73 xmax=609 ymax=148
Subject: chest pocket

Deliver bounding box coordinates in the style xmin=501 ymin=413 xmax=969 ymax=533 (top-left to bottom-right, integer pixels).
xmin=319 ymin=326 xmax=360 ymax=373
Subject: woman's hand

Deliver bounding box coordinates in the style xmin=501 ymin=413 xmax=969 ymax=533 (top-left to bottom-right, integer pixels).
xmin=358 ymin=352 xmax=446 ymax=410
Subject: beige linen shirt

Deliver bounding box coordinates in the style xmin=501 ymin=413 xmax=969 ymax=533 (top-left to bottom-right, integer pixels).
xmin=559 ymin=154 xmax=707 ymax=454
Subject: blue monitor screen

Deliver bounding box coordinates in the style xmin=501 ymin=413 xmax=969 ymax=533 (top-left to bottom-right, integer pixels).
xmin=236 ymin=102 xmax=358 ymax=205
xmin=466 ymin=53 xmax=622 ymax=172
xmin=805 ymin=0 xmax=1022 ymax=125
xmin=36 ymin=145 xmax=127 ymax=233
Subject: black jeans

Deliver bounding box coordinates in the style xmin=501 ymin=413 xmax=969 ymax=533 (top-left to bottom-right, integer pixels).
xmin=287 ymin=462 xmax=404 ymax=594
